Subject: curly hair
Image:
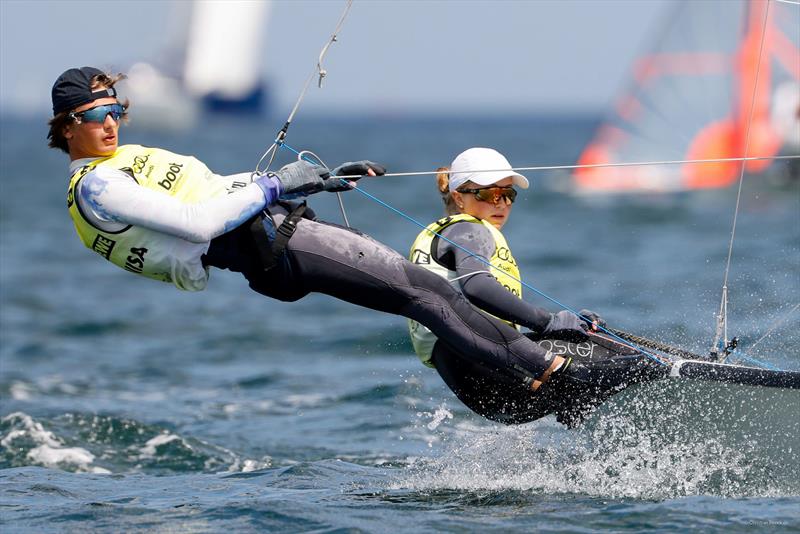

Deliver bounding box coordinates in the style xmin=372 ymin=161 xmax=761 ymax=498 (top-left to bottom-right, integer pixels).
xmin=47 ymin=71 xmax=129 ymax=153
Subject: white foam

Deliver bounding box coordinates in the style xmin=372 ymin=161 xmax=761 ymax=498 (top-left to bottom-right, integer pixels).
xmin=420 ymin=405 xmax=454 ymax=431
xmin=140 ymin=433 xmax=183 ymax=457
xmin=228 ymin=457 xmax=273 ymax=473
xmin=1 ymin=412 xmax=101 ymax=472
xmin=27 ymin=444 xmax=95 ymax=467
xmin=394 ymin=382 xmax=799 ymax=499
xmin=2 ymin=412 xmax=62 ymax=448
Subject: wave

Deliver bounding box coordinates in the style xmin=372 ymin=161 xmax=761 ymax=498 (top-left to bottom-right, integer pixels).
xmin=0 ymin=412 xmax=271 ymax=475
xmin=395 ymin=380 xmax=800 ymax=499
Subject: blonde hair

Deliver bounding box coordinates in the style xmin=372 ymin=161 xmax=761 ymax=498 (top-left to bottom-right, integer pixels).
xmin=436 ymin=166 xmax=460 ymax=215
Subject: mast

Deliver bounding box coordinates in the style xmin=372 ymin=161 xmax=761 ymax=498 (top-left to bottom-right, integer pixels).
xmin=709 ymin=0 xmax=773 ymax=360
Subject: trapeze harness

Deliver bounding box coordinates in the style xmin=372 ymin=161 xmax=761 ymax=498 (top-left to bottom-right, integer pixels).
xmin=408 ymin=214 xmax=523 ymax=367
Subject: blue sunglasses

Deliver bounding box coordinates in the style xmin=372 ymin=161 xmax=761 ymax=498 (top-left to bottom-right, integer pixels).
xmin=69 ymin=103 xmax=125 ymax=124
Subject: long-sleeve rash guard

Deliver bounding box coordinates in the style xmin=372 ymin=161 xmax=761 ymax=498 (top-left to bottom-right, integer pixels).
xmin=436 ymin=222 xmax=552 ymax=332
xmin=70 ymin=159 xmax=267 ymax=243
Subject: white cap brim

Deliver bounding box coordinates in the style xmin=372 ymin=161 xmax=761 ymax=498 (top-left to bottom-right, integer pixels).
xmin=448 ymin=147 xmax=529 ymax=191
xmin=460 ymin=170 xmax=529 ymax=189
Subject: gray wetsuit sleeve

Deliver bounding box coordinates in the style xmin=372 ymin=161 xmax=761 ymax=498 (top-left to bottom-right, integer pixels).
xmin=437 ymin=223 xmax=552 ymax=333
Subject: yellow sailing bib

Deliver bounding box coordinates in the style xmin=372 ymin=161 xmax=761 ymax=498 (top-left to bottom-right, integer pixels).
xmin=66 ymin=145 xmax=230 ymax=289
xmin=407 ymin=214 xmax=522 ymax=366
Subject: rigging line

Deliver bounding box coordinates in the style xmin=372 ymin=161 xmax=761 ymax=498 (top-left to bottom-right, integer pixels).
xmin=610 ymin=328 xmax=708 ymax=361
xmin=292 ymin=147 xmax=351 ymax=227
xmin=340 ymin=179 xmax=672 ymax=367
xmin=325 ymin=155 xmax=799 ymax=180
xmin=748 ymin=303 xmax=800 ymax=352
xmin=609 ymin=328 xmax=781 ymax=370
xmin=315 ymin=0 xmax=354 ymax=89
xmin=711 ymin=0 xmax=772 ymax=356
xmin=254 ymin=0 xmax=354 ymax=175
xmin=773 ymin=0 xmax=800 ymax=5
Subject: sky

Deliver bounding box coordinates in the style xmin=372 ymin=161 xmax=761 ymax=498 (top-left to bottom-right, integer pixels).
xmin=0 ymin=0 xmax=671 ymax=117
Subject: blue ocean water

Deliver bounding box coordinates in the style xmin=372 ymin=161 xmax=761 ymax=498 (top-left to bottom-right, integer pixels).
xmin=1 ymin=113 xmax=799 ymax=532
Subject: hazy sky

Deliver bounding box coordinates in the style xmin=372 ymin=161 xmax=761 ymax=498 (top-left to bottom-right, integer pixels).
xmin=0 ymin=0 xmax=671 ymax=117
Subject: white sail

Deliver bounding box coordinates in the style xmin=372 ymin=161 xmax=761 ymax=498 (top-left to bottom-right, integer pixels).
xmin=121 ymin=0 xmax=272 ymax=128
xmin=183 ymin=0 xmax=271 ymax=101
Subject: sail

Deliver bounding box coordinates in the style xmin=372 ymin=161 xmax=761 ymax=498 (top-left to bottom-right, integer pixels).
xmin=122 ymin=0 xmax=272 ymax=128
xmin=183 ymin=0 xmax=272 ymax=112
xmin=574 ymin=0 xmax=800 ymax=194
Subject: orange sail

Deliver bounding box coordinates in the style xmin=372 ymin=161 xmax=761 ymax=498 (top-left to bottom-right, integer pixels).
xmin=575 ymin=0 xmax=800 ymax=194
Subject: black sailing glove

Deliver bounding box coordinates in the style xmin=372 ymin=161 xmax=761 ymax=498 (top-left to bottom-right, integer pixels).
xmin=542 ymin=310 xmax=589 ymax=342
xmin=332 ymin=160 xmax=386 ymax=178
xmin=578 ymin=309 xmax=606 ymax=331
xmin=326 ymin=160 xmax=387 ymax=191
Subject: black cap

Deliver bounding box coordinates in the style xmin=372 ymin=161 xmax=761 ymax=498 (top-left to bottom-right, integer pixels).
xmin=51 ymin=67 xmax=117 ymax=115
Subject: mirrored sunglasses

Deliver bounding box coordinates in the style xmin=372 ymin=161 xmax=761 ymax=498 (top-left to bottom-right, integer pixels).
xmin=70 ymin=103 xmax=125 ymax=124
xmin=457 ymin=186 xmax=517 ymax=204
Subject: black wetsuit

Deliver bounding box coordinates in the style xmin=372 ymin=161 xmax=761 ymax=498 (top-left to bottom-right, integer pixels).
xmin=422 ymin=222 xmax=665 ymax=425
xmin=422 ymin=222 xmax=564 ymax=424
xmin=203 ymin=205 xmax=552 ymax=385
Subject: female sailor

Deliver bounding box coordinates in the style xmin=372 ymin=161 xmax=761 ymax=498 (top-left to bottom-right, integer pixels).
xmin=408 ymin=147 xmax=608 ymax=424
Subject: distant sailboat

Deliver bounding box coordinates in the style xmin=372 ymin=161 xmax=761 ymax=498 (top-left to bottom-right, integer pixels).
xmin=183 ymin=0 xmax=271 ymax=113
xmin=122 ymin=0 xmax=272 ymax=128
xmin=574 ymin=0 xmax=800 ymax=194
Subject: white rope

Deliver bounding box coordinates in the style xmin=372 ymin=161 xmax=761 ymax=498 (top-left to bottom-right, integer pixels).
xmin=333 ymin=154 xmax=799 ymax=179
xmin=772 ymin=0 xmax=800 ymax=5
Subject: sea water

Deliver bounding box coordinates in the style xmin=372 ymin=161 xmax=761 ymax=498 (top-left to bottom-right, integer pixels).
xmin=1 ymin=113 xmax=799 ymax=532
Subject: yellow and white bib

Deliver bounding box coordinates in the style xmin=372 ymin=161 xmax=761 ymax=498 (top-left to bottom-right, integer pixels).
xmin=67 ymin=145 xmax=230 ymax=290
xmin=407 ymin=214 xmax=522 ymax=366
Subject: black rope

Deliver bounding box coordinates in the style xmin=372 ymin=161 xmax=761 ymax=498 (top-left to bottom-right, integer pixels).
xmin=609 ymin=328 xmax=708 ymax=361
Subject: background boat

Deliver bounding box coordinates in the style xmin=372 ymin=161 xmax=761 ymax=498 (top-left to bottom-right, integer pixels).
xmin=121 ymin=0 xmax=272 ymax=129
xmin=574 ymin=0 xmax=800 ymax=194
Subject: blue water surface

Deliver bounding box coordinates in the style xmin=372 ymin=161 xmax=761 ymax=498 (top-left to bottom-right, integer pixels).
xmin=1 ymin=114 xmax=799 ymax=532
